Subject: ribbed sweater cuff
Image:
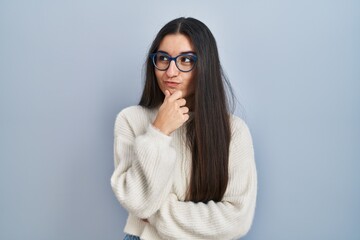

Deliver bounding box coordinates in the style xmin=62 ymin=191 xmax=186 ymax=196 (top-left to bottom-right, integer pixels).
xmin=147 ymin=124 xmax=172 ymax=143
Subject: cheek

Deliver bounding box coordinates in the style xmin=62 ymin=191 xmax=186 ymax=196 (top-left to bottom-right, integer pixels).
xmin=155 ymin=70 xmax=161 ymax=82
xmin=155 ymin=71 xmax=165 ymax=91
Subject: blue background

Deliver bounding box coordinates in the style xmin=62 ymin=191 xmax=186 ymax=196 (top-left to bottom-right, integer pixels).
xmin=0 ymin=0 xmax=359 ymax=239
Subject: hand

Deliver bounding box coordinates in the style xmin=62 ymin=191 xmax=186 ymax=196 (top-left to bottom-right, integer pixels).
xmin=152 ymin=90 xmax=189 ymax=135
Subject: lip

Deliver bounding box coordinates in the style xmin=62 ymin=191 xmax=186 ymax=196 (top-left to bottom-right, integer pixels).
xmin=164 ymin=81 xmax=180 ymax=88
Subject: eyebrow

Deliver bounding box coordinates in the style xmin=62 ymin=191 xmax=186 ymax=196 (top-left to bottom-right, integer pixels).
xmin=157 ymin=50 xmax=196 ymax=55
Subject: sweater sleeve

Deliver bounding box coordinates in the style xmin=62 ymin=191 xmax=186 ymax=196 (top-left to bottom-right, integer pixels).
xmin=110 ymin=110 xmax=177 ymax=219
xmin=147 ymin=119 xmax=257 ymax=240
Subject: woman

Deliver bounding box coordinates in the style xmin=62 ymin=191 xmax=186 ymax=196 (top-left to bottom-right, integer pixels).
xmin=111 ymin=17 xmax=257 ymax=240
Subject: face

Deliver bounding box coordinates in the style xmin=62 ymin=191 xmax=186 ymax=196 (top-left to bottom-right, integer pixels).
xmin=155 ymin=34 xmax=196 ymax=100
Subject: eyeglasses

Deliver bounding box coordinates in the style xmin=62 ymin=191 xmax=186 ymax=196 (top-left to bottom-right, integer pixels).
xmin=149 ymin=51 xmax=198 ymax=72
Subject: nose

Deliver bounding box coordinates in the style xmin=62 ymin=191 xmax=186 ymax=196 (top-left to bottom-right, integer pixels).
xmin=166 ymin=60 xmax=179 ymax=77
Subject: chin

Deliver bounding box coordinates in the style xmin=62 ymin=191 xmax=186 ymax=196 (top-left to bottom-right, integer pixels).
xmin=168 ymin=88 xmax=177 ymax=94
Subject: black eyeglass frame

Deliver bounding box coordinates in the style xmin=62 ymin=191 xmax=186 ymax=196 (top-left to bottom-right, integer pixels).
xmin=149 ymin=52 xmax=198 ymax=72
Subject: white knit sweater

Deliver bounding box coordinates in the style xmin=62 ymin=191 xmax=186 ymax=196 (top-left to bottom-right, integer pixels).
xmin=111 ymin=105 xmax=257 ymax=240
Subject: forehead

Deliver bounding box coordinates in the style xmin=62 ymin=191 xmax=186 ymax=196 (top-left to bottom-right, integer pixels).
xmin=158 ymin=34 xmax=194 ymax=55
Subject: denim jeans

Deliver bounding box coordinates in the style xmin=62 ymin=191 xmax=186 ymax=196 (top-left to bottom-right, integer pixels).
xmin=123 ymin=234 xmax=141 ymax=240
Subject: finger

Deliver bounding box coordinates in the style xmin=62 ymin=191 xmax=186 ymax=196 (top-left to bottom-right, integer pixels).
xmin=176 ymin=98 xmax=186 ymax=107
xmin=181 ymin=106 xmax=189 ymax=114
xmin=168 ymin=90 xmax=182 ymax=101
xmin=164 ymin=90 xmax=171 ymax=99
xmin=183 ymin=113 xmax=190 ymax=122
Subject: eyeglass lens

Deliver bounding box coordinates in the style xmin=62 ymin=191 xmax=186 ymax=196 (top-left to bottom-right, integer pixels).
xmin=153 ymin=52 xmax=196 ymax=72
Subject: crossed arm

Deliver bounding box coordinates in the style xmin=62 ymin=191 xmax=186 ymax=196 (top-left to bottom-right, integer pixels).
xmin=111 ymin=111 xmax=257 ymax=239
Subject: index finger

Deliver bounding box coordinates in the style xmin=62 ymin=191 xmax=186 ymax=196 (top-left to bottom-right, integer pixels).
xmin=163 ymin=90 xmax=171 ymax=99
xmin=168 ymin=90 xmax=183 ymax=101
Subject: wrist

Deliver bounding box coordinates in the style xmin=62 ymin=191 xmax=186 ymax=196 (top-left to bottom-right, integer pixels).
xmin=152 ymin=122 xmax=170 ymax=136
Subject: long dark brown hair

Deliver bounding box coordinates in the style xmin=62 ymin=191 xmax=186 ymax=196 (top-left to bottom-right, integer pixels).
xmin=139 ymin=17 xmax=235 ymax=203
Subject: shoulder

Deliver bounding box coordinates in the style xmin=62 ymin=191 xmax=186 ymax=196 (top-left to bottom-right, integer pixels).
xmin=228 ymin=114 xmax=254 ymax=163
xmin=116 ymin=105 xmax=157 ymax=121
xmin=114 ymin=105 xmax=157 ymax=136
xmin=117 ymin=105 xmax=151 ymax=118
xmin=229 ymin=115 xmax=252 ymax=138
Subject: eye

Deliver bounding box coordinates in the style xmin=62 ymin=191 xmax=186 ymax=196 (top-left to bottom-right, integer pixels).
xmin=179 ymin=55 xmax=195 ymax=64
xmin=157 ymin=54 xmax=170 ymax=62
